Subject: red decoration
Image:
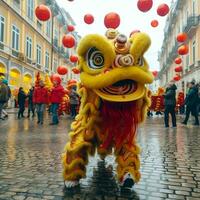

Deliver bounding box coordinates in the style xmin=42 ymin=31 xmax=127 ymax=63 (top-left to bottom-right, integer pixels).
xmin=177 ymin=33 xmax=187 ymax=43
xmin=67 ymin=25 xmax=75 ymax=32
xmin=173 ymin=75 xmax=181 ymax=81
xmin=129 ymin=30 xmax=140 ymax=37
xmin=175 ymin=66 xmax=183 ymax=73
xmin=151 ymin=20 xmax=159 ymax=27
xmin=62 ymin=35 xmax=75 ymax=48
xmin=104 ymin=12 xmax=120 ymax=29
xmin=72 ymin=68 xmax=80 ymax=74
xmin=57 ymin=66 xmax=68 ymax=75
xmin=157 ymin=4 xmax=169 ymax=17
xmin=174 ymin=57 xmax=182 ymax=64
xmin=84 ymin=14 xmax=94 ymax=24
xmin=51 ymin=74 xmax=62 ymax=84
xmin=35 ymin=5 xmax=51 ymax=21
xmin=70 ymin=55 xmax=78 ymax=63
xmin=178 ymin=45 xmax=189 ymax=55
xmin=152 ymin=71 xmax=158 ymax=77
xmin=137 ymin=0 xmax=153 ymax=12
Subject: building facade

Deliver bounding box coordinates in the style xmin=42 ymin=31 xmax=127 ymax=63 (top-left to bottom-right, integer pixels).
xmin=158 ymin=0 xmax=200 ymax=92
xmin=0 ymin=0 xmax=80 ymax=92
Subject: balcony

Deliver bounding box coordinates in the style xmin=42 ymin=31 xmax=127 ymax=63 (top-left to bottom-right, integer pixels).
xmin=12 ymin=49 xmax=19 ymax=58
xmin=26 ymin=58 xmax=32 ymax=65
xmin=0 ymin=42 xmax=4 ymax=51
xmin=183 ymin=16 xmax=199 ymax=34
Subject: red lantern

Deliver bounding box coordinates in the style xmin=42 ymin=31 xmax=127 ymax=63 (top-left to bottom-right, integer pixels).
xmin=70 ymin=55 xmax=78 ymax=63
xmin=62 ymin=35 xmax=75 ymax=48
xmin=129 ymin=30 xmax=140 ymax=37
xmin=157 ymin=4 xmax=169 ymax=17
xmin=57 ymin=66 xmax=68 ymax=75
xmin=151 ymin=20 xmax=159 ymax=27
xmin=51 ymin=74 xmax=62 ymax=84
xmin=177 ymin=33 xmax=187 ymax=43
xmin=178 ymin=45 xmax=189 ymax=55
xmin=175 ymin=66 xmax=183 ymax=73
xmin=35 ymin=5 xmax=51 ymax=21
xmin=152 ymin=71 xmax=158 ymax=77
xmin=67 ymin=25 xmax=75 ymax=32
xmin=72 ymin=68 xmax=80 ymax=74
xmin=84 ymin=14 xmax=94 ymax=24
xmin=174 ymin=57 xmax=182 ymax=64
xmin=137 ymin=0 xmax=153 ymax=12
xmin=104 ymin=12 xmax=120 ymax=29
xmin=173 ymin=75 xmax=181 ymax=81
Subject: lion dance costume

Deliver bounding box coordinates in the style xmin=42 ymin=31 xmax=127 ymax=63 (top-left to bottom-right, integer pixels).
xmin=62 ymin=29 xmax=154 ymax=188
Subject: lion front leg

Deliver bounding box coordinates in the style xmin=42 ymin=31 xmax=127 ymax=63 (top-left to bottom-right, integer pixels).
xmin=115 ymin=141 xmax=141 ymax=188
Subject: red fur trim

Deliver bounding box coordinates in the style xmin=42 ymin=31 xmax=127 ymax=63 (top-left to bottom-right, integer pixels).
xmin=100 ymin=101 xmax=139 ymax=150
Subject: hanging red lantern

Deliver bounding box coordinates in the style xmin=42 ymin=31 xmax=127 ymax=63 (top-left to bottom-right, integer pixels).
xmin=178 ymin=45 xmax=189 ymax=55
xmin=152 ymin=71 xmax=158 ymax=77
xmin=173 ymin=75 xmax=181 ymax=81
xmin=67 ymin=25 xmax=75 ymax=32
xmin=84 ymin=14 xmax=94 ymax=24
xmin=57 ymin=66 xmax=68 ymax=75
xmin=177 ymin=33 xmax=187 ymax=43
xmin=151 ymin=20 xmax=159 ymax=27
xmin=174 ymin=57 xmax=182 ymax=64
xmin=62 ymin=35 xmax=75 ymax=48
xmin=104 ymin=12 xmax=120 ymax=29
xmin=51 ymin=74 xmax=62 ymax=84
xmin=137 ymin=0 xmax=153 ymax=12
xmin=175 ymin=66 xmax=183 ymax=72
xmin=129 ymin=30 xmax=140 ymax=37
xmin=70 ymin=55 xmax=78 ymax=63
xmin=72 ymin=68 xmax=80 ymax=74
xmin=157 ymin=4 xmax=169 ymax=17
xmin=35 ymin=5 xmax=51 ymax=21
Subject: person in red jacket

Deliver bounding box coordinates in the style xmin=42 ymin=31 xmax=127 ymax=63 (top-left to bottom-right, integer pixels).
xmin=33 ymin=80 xmax=48 ymax=124
xmin=50 ymin=79 xmax=64 ymax=125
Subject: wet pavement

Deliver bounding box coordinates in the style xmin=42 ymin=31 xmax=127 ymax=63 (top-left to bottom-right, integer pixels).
xmin=0 ymin=112 xmax=200 ymax=200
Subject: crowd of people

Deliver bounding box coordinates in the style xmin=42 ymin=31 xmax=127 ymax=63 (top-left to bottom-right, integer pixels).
xmin=0 ymin=77 xmax=79 ymax=124
xmin=163 ymin=80 xmax=200 ymax=127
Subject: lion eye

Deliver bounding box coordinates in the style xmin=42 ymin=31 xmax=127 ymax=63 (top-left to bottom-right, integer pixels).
xmin=86 ymin=47 xmax=104 ymax=69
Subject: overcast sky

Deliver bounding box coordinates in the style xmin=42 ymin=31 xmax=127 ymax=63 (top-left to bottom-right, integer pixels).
xmin=56 ymin=0 xmax=172 ymax=71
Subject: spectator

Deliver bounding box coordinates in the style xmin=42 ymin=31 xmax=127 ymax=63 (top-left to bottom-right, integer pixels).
xmin=27 ymin=86 xmax=35 ymax=118
xmin=17 ymin=87 xmax=27 ymax=119
xmin=33 ymin=80 xmax=48 ymax=125
xmin=50 ymin=79 xmax=64 ymax=125
xmin=69 ymin=85 xmax=79 ymax=119
xmin=182 ymin=81 xmax=199 ymax=125
xmin=1 ymin=79 xmax=11 ymax=118
xmin=163 ymin=83 xmax=177 ymax=127
xmin=0 ymin=78 xmax=9 ymax=120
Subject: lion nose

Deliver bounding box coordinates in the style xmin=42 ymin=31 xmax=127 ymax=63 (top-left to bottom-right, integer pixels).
xmin=113 ymin=54 xmax=134 ymax=68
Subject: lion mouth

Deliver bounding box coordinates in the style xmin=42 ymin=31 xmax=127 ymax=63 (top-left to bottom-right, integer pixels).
xmin=99 ymin=79 xmax=137 ymax=95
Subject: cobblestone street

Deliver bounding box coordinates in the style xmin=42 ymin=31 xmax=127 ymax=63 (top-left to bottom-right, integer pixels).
xmin=0 ymin=113 xmax=200 ymax=200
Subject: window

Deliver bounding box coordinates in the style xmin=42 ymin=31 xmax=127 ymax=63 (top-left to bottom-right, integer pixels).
xmin=36 ymin=45 xmax=42 ymax=65
xmin=45 ymin=52 xmax=50 ymax=69
xmin=53 ymin=58 xmax=58 ymax=72
xmin=192 ymin=0 xmax=196 ymax=15
xmin=12 ymin=25 xmax=20 ymax=51
xmin=0 ymin=16 xmax=5 ymax=43
xmin=27 ymin=0 xmax=34 ymax=20
xmin=13 ymin=0 xmax=20 ymax=10
xmin=192 ymin=40 xmax=196 ymax=64
xmin=46 ymin=21 xmax=51 ymax=38
xmin=37 ymin=20 xmax=42 ymax=30
xmin=26 ymin=36 xmax=32 ymax=59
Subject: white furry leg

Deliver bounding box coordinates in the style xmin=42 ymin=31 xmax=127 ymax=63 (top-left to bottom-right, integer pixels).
xmin=64 ymin=180 xmax=79 ymax=188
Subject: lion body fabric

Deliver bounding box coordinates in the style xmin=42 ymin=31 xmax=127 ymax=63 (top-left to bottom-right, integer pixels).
xmin=62 ymin=29 xmax=153 ymax=184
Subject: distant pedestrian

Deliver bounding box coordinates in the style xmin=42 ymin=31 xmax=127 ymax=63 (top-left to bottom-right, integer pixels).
xmin=27 ymin=86 xmax=35 ymax=118
xmin=17 ymin=87 xmax=27 ymax=119
xmin=50 ymin=79 xmax=64 ymax=125
xmin=182 ymin=81 xmax=199 ymax=126
xmin=69 ymin=85 xmax=79 ymax=119
xmin=33 ymin=80 xmax=48 ymax=125
xmin=163 ymin=83 xmax=177 ymax=127
xmin=0 ymin=78 xmax=9 ymax=120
